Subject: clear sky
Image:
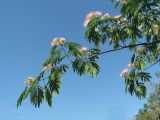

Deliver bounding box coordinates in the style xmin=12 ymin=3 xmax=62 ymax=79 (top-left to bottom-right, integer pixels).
xmin=0 ymin=0 xmax=147 ymax=120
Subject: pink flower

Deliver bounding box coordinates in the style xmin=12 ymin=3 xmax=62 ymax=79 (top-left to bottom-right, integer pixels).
xmin=83 ymin=11 xmax=102 ymax=27
xmin=79 ymin=47 xmax=88 ymax=52
xmin=120 ymin=68 xmax=129 ymax=77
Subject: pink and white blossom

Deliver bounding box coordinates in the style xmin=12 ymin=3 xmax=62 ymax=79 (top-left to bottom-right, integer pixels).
xmin=83 ymin=11 xmax=102 ymax=27
xmin=120 ymin=68 xmax=129 ymax=77
xmin=79 ymin=47 xmax=88 ymax=52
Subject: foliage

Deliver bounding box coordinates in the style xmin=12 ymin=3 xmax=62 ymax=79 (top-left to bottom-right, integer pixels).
xmin=134 ymin=81 xmax=160 ymax=120
xmin=17 ymin=42 xmax=100 ymax=108
xmin=17 ymin=0 xmax=160 ymax=108
xmin=85 ymin=0 xmax=160 ymax=98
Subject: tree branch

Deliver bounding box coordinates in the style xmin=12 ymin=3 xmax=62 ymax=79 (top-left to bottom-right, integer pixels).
xmin=144 ymin=59 xmax=160 ymax=70
xmin=38 ymin=40 xmax=160 ymax=81
xmin=97 ymin=40 xmax=160 ymax=56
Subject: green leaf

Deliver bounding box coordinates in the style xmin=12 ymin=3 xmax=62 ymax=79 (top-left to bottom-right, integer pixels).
xmin=115 ymin=1 xmax=120 ymax=8
xmin=48 ymin=71 xmax=62 ymax=95
xmin=43 ymin=58 xmax=51 ymax=67
xmin=90 ymin=62 xmax=100 ymax=76
xmin=44 ymin=85 xmax=52 ymax=107
xmin=17 ymin=87 xmax=28 ymax=108
xmin=36 ymin=71 xmax=45 ymax=81
xmin=30 ymin=85 xmax=44 ymax=108
xmin=64 ymin=42 xmax=81 ymax=57
xmin=131 ymin=53 xmax=135 ymax=63
xmin=50 ymin=72 xmax=55 ymax=81
xmin=87 ymin=17 xmax=99 ymax=28
xmin=64 ymin=42 xmax=81 ymax=48
xmin=135 ymin=84 xmax=147 ymax=99
xmin=140 ymin=58 xmax=145 ymax=71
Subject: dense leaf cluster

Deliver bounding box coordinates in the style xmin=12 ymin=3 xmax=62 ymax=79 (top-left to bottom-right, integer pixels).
xmin=85 ymin=0 xmax=160 ymax=98
xmin=17 ymin=42 xmax=100 ymax=108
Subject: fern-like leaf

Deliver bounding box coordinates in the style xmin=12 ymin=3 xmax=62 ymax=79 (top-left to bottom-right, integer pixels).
xmin=30 ymin=85 xmax=44 ymax=108
xmin=17 ymin=87 xmax=28 ymax=108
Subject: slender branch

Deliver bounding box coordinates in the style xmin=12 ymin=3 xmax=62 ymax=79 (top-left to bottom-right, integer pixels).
xmin=39 ymin=40 xmax=160 ymax=81
xmin=97 ymin=40 xmax=160 ymax=56
xmin=144 ymin=59 xmax=160 ymax=70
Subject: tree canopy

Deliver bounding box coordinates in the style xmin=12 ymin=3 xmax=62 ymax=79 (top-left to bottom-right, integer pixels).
xmin=134 ymin=79 xmax=160 ymax=120
xmin=17 ymin=0 xmax=160 ymax=108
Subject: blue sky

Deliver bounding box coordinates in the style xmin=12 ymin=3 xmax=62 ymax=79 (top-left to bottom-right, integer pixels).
xmin=0 ymin=0 xmax=147 ymax=120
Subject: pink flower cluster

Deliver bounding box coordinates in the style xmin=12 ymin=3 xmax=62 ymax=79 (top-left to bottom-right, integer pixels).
xmin=79 ymin=46 xmax=88 ymax=52
xmin=83 ymin=11 xmax=125 ymax=27
xmin=120 ymin=68 xmax=129 ymax=77
xmin=120 ymin=63 xmax=134 ymax=77
xmin=83 ymin=11 xmax=102 ymax=27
